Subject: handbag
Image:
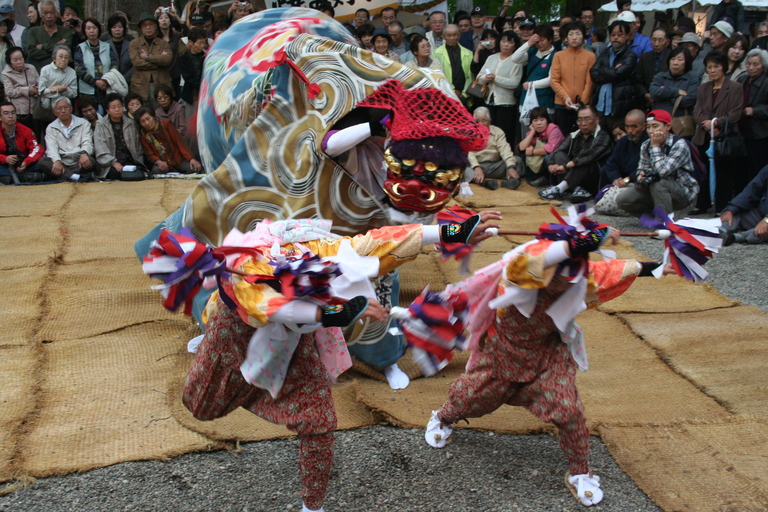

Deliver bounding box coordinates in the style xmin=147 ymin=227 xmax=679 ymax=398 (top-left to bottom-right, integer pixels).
xmin=466 ymin=77 xmax=488 ymax=100
xmin=713 ymin=117 xmax=746 ymax=162
xmin=525 ymin=139 xmax=546 ymax=174
xmin=594 ymin=184 xmax=632 ymax=216
xmin=670 ymin=96 xmax=695 ymax=138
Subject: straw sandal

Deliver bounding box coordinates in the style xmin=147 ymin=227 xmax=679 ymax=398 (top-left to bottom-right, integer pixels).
xmin=565 ymin=472 xmax=603 ymax=506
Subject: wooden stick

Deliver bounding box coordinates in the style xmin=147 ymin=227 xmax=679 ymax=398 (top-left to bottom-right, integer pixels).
xmin=496 ymin=230 xmax=660 ymax=237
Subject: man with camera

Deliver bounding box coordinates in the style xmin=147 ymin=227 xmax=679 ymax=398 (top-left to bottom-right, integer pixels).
xmin=62 ymin=5 xmax=85 ymax=47
xmin=228 ymin=1 xmax=253 ymax=23
xmin=25 ymin=0 xmax=73 ymax=71
xmin=0 ymin=102 xmax=44 ymax=185
xmin=615 ymin=109 xmax=699 ymax=217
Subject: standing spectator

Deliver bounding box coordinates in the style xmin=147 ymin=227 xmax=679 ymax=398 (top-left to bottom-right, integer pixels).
xmin=587 ymin=28 xmax=607 ymax=56
xmin=129 ymin=13 xmax=172 ymax=107
xmin=470 ymin=29 xmax=498 ymax=76
xmin=178 ymin=28 xmax=206 ymax=120
xmin=650 ymin=46 xmax=700 ymax=117
xmin=434 ymin=24 xmax=472 ymax=100
xmin=78 ymin=94 xmax=102 ymax=129
xmin=20 ymin=3 xmax=42 ymax=52
xmin=580 ymin=7 xmax=596 ymax=40
xmin=38 ymin=45 xmax=77 ymax=114
xmin=380 ymin=7 xmax=397 ymax=28
xmin=2 ymin=47 xmax=39 ymax=130
xmin=540 ymin=104 xmax=611 ymax=201
xmin=693 ymin=50 xmax=744 ymax=213
xmin=516 ymin=18 xmax=535 ymax=45
xmin=136 ymin=106 xmax=201 ymax=174
xmin=355 ymin=23 xmax=375 ymax=51
xmin=61 ymin=5 xmax=84 ymax=48
xmin=105 ymin=15 xmax=134 ymax=85
xmin=478 ymin=31 xmax=522 ymax=148
xmin=157 ymin=9 xmax=184 ymax=101
xmin=518 ymin=107 xmax=565 ymax=186
xmin=464 ymin=106 xmax=520 ymax=190
xmin=459 ymin=7 xmax=487 ymax=52
xmin=402 ymin=35 xmax=442 ymax=73
xmin=125 ymin=92 xmax=144 ymax=120
xmin=25 ymin=0 xmax=73 ymax=71
xmin=707 ymin=0 xmax=745 ymax=34
xmin=616 ymin=11 xmax=651 ymax=58
xmin=227 ymin=1 xmax=252 ymax=24
xmin=512 ymin=25 xmax=556 ymax=117
xmin=388 ymin=21 xmax=407 ymax=57
xmin=0 ymin=2 xmax=22 ymax=46
xmin=616 ymin=109 xmax=699 ymax=217
xmin=681 ymin=32 xmax=706 ymax=81
xmin=426 ymin=11 xmax=446 ymax=50
xmin=154 ymin=84 xmax=186 ymax=137
xmin=94 ymin=93 xmax=143 ymax=179
xmin=591 ymin=20 xmax=638 ymax=131
xmin=551 ymin=21 xmax=595 ymax=136
xmin=725 ymin=34 xmax=748 ymax=81
xmin=39 ymin=97 xmax=98 ymax=180
xmin=0 ymin=19 xmax=13 ymax=74
xmin=551 ymin=15 xmax=574 ymax=52
xmin=456 ymin=14 xmax=471 ymax=35
xmin=637 ymin=28 xmax=671 ymax=107
xmin=371 ymin=31 xmax=400 ymax=63
xmin=354 ymin=8 xmax=369 ymax=27
xmin=707 ymin=20 xmax=733 ymax=54
xmin=737 ymin=49 xmax=768 ymax=182
xmin=0 ymin=101 xmax=44 ymax=184
xmin=74 ymin=18 xmax=118 ymax=111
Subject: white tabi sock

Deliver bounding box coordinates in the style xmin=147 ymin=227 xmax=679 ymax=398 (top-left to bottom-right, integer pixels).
xmin=302 ymin=503 xmax=324 ymax=512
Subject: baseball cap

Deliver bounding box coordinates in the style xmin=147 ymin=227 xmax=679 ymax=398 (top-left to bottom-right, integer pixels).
xmin=0 ymin=3 xmax=13 ymax=14
xmin=680 ymin=32 xmax=701 ymax=47
xmin=519 ymin=18 xmax=535 ymax=28
xmin=471 ymin=6 xmax=485 ymax=16
xmin=709 ymin=20 xmax=734 ymax=39
xmin=647 ymin=109 xmax=672 ymax=124
xmin=616 ymin=11 xmax=636 ymax=23
xmin=189 ymin=13 xmax=205 ymax=25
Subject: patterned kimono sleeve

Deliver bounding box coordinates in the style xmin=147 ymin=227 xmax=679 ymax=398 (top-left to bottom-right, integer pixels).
xmin=585 ymin=258 xmax=641 ymax=307
xmin=309 ymin=224 xmax=425 ymax=276
xmin=501 ymin=240 xmax=560 ymax=291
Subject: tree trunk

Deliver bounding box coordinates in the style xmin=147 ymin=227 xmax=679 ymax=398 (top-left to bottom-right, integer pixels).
xmin=85 ymin=0 xmax=157 ymax=27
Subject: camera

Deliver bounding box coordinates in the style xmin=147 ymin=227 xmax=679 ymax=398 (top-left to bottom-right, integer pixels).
xmin=162 ymin=7 xmax=170 ymax=12
xmin=237 ymin=1 xmax=249 ymax=6
xmin=481 ymin=41 xmax=492 ymax=48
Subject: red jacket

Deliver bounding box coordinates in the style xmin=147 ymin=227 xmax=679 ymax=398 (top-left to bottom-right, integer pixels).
xmin=0 ymin=122 xmax=44 ymax=166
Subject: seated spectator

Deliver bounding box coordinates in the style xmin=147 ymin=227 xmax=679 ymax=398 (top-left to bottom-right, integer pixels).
xmin=539 ymin=104 xmax=612 ymax=201
xmin=636 ymin=28 xmax=671 ymax=108
xmin=38 ymin=45 xmax=77 ymax=115
xmin=125 ymin=92 xmax=144 ymax=119
xmin=611 ymin=120 xmax=627 ymax=142
xmin=616 ymin=109 xmax=699 ymax=216
xmin=356 ymin=23 xmax=375 ymax=51
xmin=550 ymin=21 xmax=595 ymax=135
xmin=105 ymin=14 xmax=134 ymax=84
xmin=94 ymin=93 xmax=144 ymax=179
xmin=0 ymin=101 xmax=44 ymax=184
xmin=738 ymin=49 xmax=768 ymax=181
xmin=179 ymin=28 xmax=206 ymax=119
xmin=129 ymin=13 xmax=172 ymax=106
xmin=74 ymin=18 xmax=119 ymax=110
xmin=721 ymin=164 xmax=768 ymax=245
xmin=78 ymin=95 xmax=102 ymax=129
xmin=599 ymin=109 xmax=649 ymax=187
xmin=154 ymin=84 xmax=186 ymax=138
xmin=518 ymin=107 xmax=564 ymax=187
xmin=2 ymin=47 xmax=39 ymax=130
xmin=371 ymin=30 xmax=400 ymax=62
xmin=39 ymin=97 xmax=98 ymax=180
xmin=649 ymin=46 xmax=700 ymax=117
xmin=591 ymin=20 xmax=638 ymax=130
xmin=25 ymin=0 xmax=73 ymax=71
xmin=464 ymin=106 xmax=520 ymax=190
xmin=402 ymin=35 xmax=443 ymax=73
xmin=136 ymin=107 xmax=201 ymax=174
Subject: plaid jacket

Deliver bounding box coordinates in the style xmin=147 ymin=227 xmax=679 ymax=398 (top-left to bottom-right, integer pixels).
xmin=637 ymin=134 xmax=699 ymax=203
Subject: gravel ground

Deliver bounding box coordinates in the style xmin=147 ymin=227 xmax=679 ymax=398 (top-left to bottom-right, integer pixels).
xmin=2 ymin=198 xmax=763 ymax=512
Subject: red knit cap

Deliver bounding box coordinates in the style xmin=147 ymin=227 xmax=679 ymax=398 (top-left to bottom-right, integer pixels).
xmin=356 ymin=80 xmax=489 ymax=153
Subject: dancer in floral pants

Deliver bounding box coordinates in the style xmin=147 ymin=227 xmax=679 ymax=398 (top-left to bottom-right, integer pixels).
xmin=426 ymin=228 xmax=667 ymax=507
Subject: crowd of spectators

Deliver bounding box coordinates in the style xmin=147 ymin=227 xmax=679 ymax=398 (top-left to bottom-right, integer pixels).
xmin=0 ymin=0 xmax=767 ymax=246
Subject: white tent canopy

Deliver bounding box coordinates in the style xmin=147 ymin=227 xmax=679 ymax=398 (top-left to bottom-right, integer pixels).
xmin=600 ymin=0 xmax=767 ymax=12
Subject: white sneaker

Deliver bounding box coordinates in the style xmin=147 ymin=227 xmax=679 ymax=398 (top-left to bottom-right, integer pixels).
xmin=566 ymin=472 xmax=604 ymax=506
xmin=424 ymin=410 xmax=453 ymax=448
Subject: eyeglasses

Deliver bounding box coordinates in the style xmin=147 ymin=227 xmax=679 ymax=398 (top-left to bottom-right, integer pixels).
xmin=576 ymin=116 xmax=594 ymax=123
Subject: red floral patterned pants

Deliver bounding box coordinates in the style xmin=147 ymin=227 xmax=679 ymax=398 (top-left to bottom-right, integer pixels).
xmin=183 ymin=301 xmax=336 ymax=510
xmin=438 ymin=320 xmax=590 ymax=475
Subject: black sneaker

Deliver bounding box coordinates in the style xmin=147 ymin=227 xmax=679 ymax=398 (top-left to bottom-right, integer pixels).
xmin=501 ymin=178 xmax=520 ymax=190
xmin=484 ymin=179 xmax=499 ymax=190
xmin=723 ymin=232 xmax=736 ymax=247
xmin=529 ymin=176 xmax=548 ymax=188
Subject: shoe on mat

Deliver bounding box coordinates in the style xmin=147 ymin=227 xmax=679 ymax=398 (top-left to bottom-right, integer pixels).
xmin=424 ymin=410 xmax=453 ymax=448
xmin=501 ymin=178 xmax=520 ymax=190
xmin=722 ymin=232 xmax=736 ymax=247
xmin=570 ymin=186 xmax=592 ymax=202
xmin=565 ymin=472 xmax=603 ymax=506
xmin=539 ymin=185 xmax=563 ymax=200
xmin=528 ymin=176 xmax=548 ymax=188
xmin=483 ymin=179 xmax=499 ymax=190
